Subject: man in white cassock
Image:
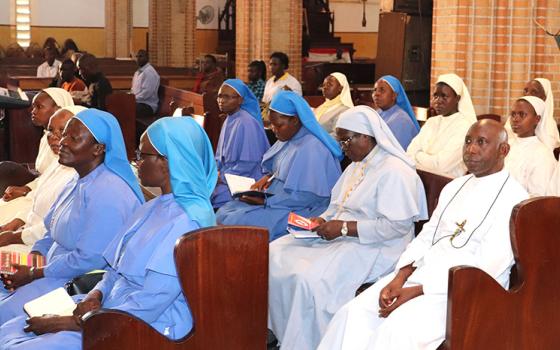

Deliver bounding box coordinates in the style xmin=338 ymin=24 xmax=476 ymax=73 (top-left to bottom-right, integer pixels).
xmin=268 ymin=105 xmax=428 ymax=350
xmin=318 ymin=119 xmax=529 ymax=350
xmin=504 ymin=96 xmax=556 ymax=197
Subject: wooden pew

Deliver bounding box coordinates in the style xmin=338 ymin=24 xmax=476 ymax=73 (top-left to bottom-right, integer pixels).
xmin=438 ymin=197 xmax=560 ymax=350
xmin=82 ymin=226 xmax=269 ymax=350
xmin=153 ymin=85 xmax=222 ymax=150
xmin=105 ymin=93 xmax=136 ymax=159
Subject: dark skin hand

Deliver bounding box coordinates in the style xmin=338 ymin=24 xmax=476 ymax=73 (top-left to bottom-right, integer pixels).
xmin=239 ymin=174 xmax=272 ymax=205
xmin=1 ymin=262 xmax=44 ymax=291
xmin=74 ymin=290 xmax=102 ymax=320
xmin=24 ymin=315 xmax=81 ymax=335
xmin=310 ymin=218 xmax=358 ymax=241
xmin=0 ymin=218 xmax=25 ymax=232
xmin=378 ymin=264 xmax=423 ymax=318
xmin=3 ymin=186 xmax=31 ymax=201
xmin=0 ymin=230 xmax=24 ymax=247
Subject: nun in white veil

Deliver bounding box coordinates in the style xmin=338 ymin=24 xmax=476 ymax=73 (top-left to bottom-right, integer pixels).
xmin=268 ymin=105 xmax=427 ymax=350
xmin=504 ymin=96 xmax=556 ymax=197
xmin=406 ymin=73 xmax=477 ymax=178
xmin=313 ymin=72 xmax=354 ymax=135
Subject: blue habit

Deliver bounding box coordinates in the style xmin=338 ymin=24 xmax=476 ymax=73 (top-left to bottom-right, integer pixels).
xmin=0 ymin=195 xmax=199 ymax=349
xmin=0 ymin=164 xmax=141 ymax=325
xmin=216 ymin=127 xmax=341 ymax=241
xmin=212 ymin=108 xmax=270 ymax=208
xmin=377 ymin=104 xmax=419 ymax=150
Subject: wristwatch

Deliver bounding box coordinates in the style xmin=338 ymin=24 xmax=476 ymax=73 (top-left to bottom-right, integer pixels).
xmin=340 ymin=221 xmax=348 ymax=237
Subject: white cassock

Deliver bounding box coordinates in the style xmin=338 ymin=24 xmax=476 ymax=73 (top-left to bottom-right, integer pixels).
xmin=0 ymin=132 xmax=58 ymax=224
xmin=269 ymin=106 xmax=428 ymax=350
xmin=504 ymin=135 xmax=556 ymax=197
xmin=318 ymin=169 xmax=528 ymax=350
xmin=406 ymin=112 xmax=472 ymax=178
xmin=2 ymin=160 xmax=76 ymax=253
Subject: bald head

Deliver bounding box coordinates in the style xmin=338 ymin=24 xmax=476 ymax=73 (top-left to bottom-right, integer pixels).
xmin=463 ymin=119 xmax=509 ymax=177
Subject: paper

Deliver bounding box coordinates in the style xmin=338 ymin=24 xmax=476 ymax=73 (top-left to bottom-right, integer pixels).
xmin=288 ymin=227 xmax=320 ymax=239
xmin=24 ymin=287 xmax=76 ymax=317
xmin=224 ymin=173 xmax=271 ymax=199
xmin=0 ymin=252 xmax=45 ymax=275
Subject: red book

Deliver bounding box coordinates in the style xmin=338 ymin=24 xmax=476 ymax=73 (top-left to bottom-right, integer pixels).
xmin=0 ymin=252 xmax=45 ymax=275
xmin=288 ymin=212 xmax=319 ymax=231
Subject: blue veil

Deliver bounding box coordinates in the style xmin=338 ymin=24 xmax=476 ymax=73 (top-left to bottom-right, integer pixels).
xmin=146 ymin=117 xmax=217 ymax=227
xmin=223 ymin=78 xmax=263 ymax=126
xmin=269 ymin=91 xmax=343 ymax=160
xmin=74 ymin=109 xmax=144 ymax=202
xmin=379 ymin=75 xmax=421 ymax=131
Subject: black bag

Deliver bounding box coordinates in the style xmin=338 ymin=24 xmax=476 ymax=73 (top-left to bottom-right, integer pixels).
xmin=65 ymin=271 xmax=105 ymax=296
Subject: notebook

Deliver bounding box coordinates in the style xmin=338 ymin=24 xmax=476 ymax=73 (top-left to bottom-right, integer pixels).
xmin=24 ymin=287 xmax=76 ymax=317
xmin=224 ymin=173 xmax=271 ymax=199
xmin=0 ymin=252 xmax=45 ymax=275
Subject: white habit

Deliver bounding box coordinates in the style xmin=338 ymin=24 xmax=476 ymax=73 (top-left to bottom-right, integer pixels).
xmin=262 ymin=73 xmax=302 ymax=104
xmin=268 ymin=106 xmax=428 ymax=350
xmin=318 ymin=169 xmax=528 ymax=350
xmin=504 ymin=136 xmax=556 ymax=197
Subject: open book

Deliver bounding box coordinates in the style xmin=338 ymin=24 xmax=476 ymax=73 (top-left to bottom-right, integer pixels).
xmin=287 ymin=213 xmax=320 ymax=239
xmin=24 ymin=287 xmax=76 ymax=317
xmin=224 ymin=173 xmax=271 ymax=199
xmin=0 ymin=252 xmax=45 ymax=275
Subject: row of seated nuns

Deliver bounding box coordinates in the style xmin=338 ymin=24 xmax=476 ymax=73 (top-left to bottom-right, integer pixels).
xmin=0 ymin=55 xmax=558 ymax=349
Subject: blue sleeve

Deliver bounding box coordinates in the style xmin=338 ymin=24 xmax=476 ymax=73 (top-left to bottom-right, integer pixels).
xmin=265 ymin=183 xmax=328 ymax=210
xmin=93 ymin=267 xmax=119 ymax=300
xmin=134 ymin=71 xmax=160 ymax=101
xmin=113 ymin=270 xmax=182 ymax=324
xmin=43 ymin=188 xmax=135 ymax=279
xmin=221 ymin=160 xmax=262 ymax=179
xmin=31 ymin=230 xmax=54 ymax=256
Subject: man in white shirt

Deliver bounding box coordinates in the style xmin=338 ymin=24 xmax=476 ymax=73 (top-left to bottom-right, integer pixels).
xmin=318 ymin=119 xmax=529 ymax=350
xmin=36 ymin=47 xmax=62 ymax=78
xmin=131 ymin=49 xmax=160 ymax=120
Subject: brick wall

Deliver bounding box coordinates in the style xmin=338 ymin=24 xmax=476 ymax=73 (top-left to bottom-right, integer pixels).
xmin=431 ymin=0 xmax=560 ymax=120
xmin=105 ymin=0 xmax=132 ymax=58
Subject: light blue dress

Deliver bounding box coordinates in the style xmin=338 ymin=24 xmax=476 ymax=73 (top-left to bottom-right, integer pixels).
xmin=216 ymin=127 xmax=341 ymax=241
xmin=0 ymin=194 xmax=197 ymax=349
xmin=212 ymin=109 xmax=269 ymax=208
xmin=377 ymin=104 xmax=419 ymax=150
xmin=0 ymin=164 xmax=141 ymax=325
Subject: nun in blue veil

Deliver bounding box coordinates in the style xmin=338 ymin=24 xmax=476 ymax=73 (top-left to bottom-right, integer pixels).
xmin=212 ymin=79 xmax=270 ymax=209
xmin=373 ymin=75 xmax=420 ymax=149
xmin=0 ymin=117 xmax=218 ymax=349
xmin=216 ymin=91 xmax=342 ymax=241
xmin=0 ymin=109 xmax=143 ymax=326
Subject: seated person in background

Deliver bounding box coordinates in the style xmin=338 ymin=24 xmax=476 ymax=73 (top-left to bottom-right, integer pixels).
xmin=192 ymin=54 xmax=225 ymax=94
xmin=59 ymin=59 xmax=86 ymax=93
xmin=0 ymin=88 xmax=74 ymax=224
xmin=217 ymin=91 xmax=342 ymax=241
xmin=268 ymin=106 xmax=428 ymax=350
xmin=0 ymin=107 xmax=83 ymax=253
xmin=262 ymin=52 xmax=302 ymax=106
xmin=247 ymin=60 xmax=267 ymax=102
xmin=0 ymin=116 xmax=217 ymax=349
xmin=314 ymin=72 xmax=354 ymax=135
xmin=212 ymin=79 xmax=270 ymax=209
xmin=132 ymin=49 xmax=160 ymax=120
xmin=504 ymin=96 xmax=556 ymax=197
xmin=373 ymin=75 xmax=420 ymax=150
xmin=406 ymin=73 xmax=477 ymax=178
xmin=520 ymin=78 xmax=559 ymax=149
xmin=0 ymin=109 xmax=143 ymax=326
xmin=60 ymin=38 xmax=79 ymax=60
xmin=36 ymin=47 xmax=62 ymax=78
xmin=42 ymin=37 xmax=60 ymax=52
xmin=318 ymin=119 xmax=528 ymax=350
xmin=77 ymin=54 xmax=113 ymax=110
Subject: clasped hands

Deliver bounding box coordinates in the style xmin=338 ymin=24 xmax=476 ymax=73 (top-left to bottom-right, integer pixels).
xmin=378 ymin=270 xmax=423 ymax=318
xmin=23 ymin=292 xmax=102 ymax=335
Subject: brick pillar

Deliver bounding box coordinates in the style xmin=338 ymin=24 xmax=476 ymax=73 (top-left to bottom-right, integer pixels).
xmin=431 ymin=0 xmax=560 ymax=118
xmin=236 ymin=0 xmax=302 ymax=81
xmin=148 ymin=0 xmax=196 ymax=67
xmin=105 ymin=0 xmax=132 ymax=58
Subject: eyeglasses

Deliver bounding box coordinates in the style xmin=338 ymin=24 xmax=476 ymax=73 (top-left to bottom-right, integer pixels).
xmin=134 ymin=149 xmax=165 ymax=162
xmin=338 ymin=135 xmax=356 ymax=148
